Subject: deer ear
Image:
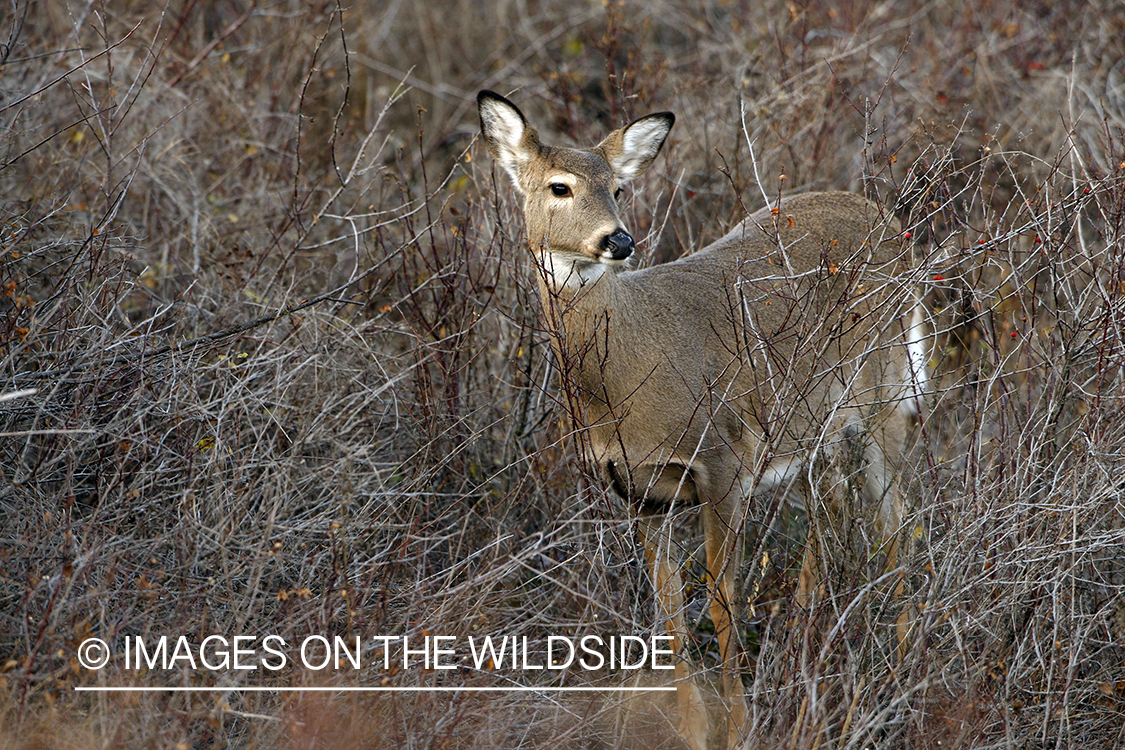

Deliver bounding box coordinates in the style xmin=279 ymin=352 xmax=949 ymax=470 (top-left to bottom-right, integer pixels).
xmin=597 ymin=112 xmax=675 ymax=183
xmin=478 ymin=91 xmax=541 ymax=191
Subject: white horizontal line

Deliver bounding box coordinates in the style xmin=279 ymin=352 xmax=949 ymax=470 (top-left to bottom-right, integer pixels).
xmin=74 ymin=685 xmax=675 ymax=693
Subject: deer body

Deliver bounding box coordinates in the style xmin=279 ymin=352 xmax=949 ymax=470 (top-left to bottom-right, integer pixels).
xmin=478 ymin=90 xmax=924 ymax=750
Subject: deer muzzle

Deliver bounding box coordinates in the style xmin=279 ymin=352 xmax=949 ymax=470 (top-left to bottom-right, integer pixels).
xmin=600 ymin=228 xmax=635 ymax=261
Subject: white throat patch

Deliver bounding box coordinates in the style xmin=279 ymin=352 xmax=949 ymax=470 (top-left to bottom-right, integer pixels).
xmin=537 ymin=251 xmax=616 ymax=292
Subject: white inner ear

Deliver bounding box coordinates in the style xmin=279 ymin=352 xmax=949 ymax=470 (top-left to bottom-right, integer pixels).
xmin=613 ymin=118 xmax=670 ymax=181
xmin=481 ymin=101 xmax=529 ymax=185
xmin=481 ymin=102 xmax=525 ymax=153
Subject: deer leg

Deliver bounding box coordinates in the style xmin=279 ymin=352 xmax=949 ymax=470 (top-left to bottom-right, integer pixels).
xmin=865 ymin=418 xmax=914 ymax=660
xmin=796 ymin=528 xmax=823 ymax=605
xmin=796 ymin=467 xmax=828 ymax=606
xmin=638 ymin=513 xmax=708 ymax=750
xmin=885 ymin=533 xmax=913 ymax=658
xmin=875 ymin=477 xmax=914 ymax=660
xmin=703 ymin=507 xmax=749 ymax=749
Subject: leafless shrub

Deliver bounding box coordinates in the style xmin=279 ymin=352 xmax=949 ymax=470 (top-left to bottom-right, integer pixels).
xmin=1 ymin=0 xmax=1122 ymax=748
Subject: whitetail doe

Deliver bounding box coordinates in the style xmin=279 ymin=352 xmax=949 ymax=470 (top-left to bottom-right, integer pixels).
xmin=478 ymin=90 xmax=927 ymax=750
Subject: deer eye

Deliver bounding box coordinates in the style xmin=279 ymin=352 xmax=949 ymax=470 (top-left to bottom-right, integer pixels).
xmin=549 ymin=183 xmax=572 ymax=197
xmin=614 ymin=187 xmax=624 ymax=200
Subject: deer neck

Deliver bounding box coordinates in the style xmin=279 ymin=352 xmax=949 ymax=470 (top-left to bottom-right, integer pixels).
xmin=534 ymin=249 xmax=623 ymax=296
xmin=533 ymin=249 xmax=628 ymax=360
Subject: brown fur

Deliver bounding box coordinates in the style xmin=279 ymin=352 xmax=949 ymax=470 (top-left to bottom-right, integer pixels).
xmin=478 ymin=90 xmax=925 ymax=750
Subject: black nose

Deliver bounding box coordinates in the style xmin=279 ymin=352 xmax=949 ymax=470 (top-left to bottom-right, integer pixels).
xmin=600 ymin=229 xmax=635 ymax=260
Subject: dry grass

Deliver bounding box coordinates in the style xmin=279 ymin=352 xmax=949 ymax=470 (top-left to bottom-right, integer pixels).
xmin=1 ymin=0 xmax=1123 ymax=747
